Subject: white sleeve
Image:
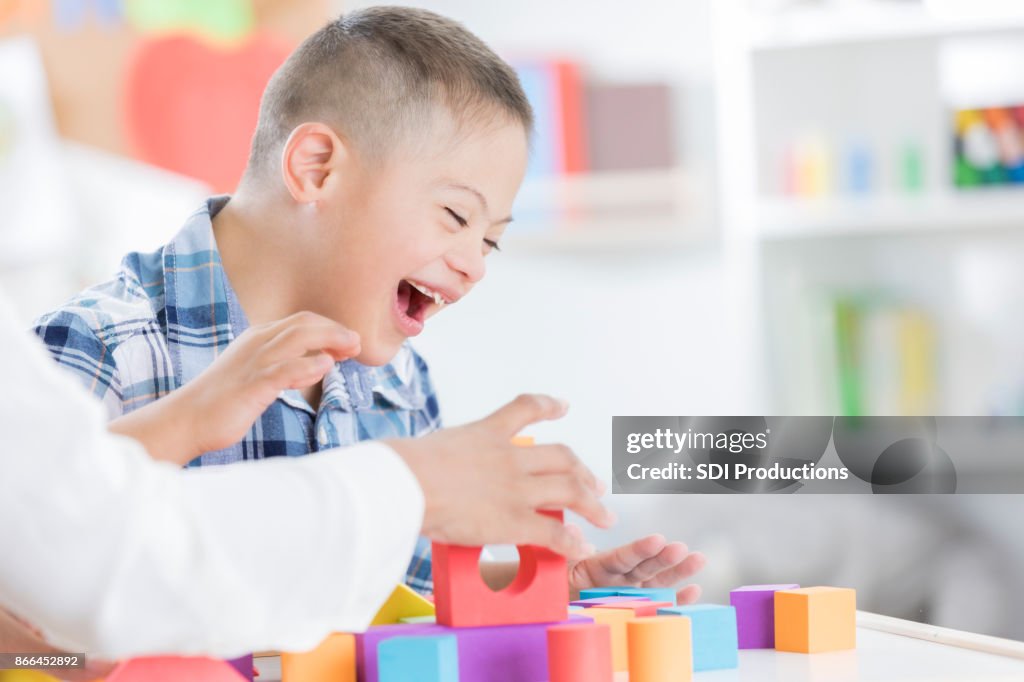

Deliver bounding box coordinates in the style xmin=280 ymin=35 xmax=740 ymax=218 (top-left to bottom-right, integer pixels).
xmin=0 ymin=292 xmax=424 ymax=659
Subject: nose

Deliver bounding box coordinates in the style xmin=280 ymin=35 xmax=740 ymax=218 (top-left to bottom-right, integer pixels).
xmin=445 ymin=237 xmax=487 ymax=285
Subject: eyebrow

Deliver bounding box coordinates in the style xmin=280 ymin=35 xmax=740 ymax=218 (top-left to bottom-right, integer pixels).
xmin=445 ymin=183 xmax=514 ymax=226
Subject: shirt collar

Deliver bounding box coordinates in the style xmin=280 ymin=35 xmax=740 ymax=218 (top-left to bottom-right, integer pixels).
xmin=163 ymin=196 xmax=421 ymax=413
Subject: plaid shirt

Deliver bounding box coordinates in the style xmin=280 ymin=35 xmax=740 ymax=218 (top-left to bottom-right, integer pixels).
xmin=33 ymin=196 xmax=440 ymax=593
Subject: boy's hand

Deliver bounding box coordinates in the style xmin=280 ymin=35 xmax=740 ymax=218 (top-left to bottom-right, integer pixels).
xmin=388 ymin=394 xmax=615 ymax=560
xmin=110 ymin=311 xmax=359 ymax=464
xmin=567 ymin=534 xmax=706 ymax=603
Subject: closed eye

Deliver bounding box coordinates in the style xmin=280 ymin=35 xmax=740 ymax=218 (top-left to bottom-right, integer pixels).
xmin=444 ymin=207 xmax=467 ymax=227
xmin=484 ymin=238 xmax=501 ymax=252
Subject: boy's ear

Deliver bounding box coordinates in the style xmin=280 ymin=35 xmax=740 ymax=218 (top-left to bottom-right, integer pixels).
xmin=280 ymin=122 xmax=347 ymax=203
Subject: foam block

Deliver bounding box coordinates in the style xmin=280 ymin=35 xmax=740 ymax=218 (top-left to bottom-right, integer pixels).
xmin=106 ymin=657 xmax=246 ymax=681
xmin=372 ymin=583 xmax=436 ymax=625
xmin=591 ymin=600 xmax=672 ymax=617
xmin=547 ymin=623 xmax=613 ymax=682
xmin=378 ymin=635 xmax=458 ymax=682
xmin=281 ymin=633 xmax=356 ymax=682
xmin=658 ymin=604 xmax=738 ymax=671
xmin=432 ymin=510 xmax=568 ymax=627
xmin=399 ymin=615 xmax=437 ymax=624
xmin=578 ymin=586 xmax=676 ymax=605
xmin=611 ymin=587 xmax=677 ymax=605
xmin=569 ymin=596 xmax=643 ymax=608
xmin=729 ymin=583 xmax=799 ymax=649
xmin=626 ymin=616 xmax=692 ymax=682
xmin=225 ymin=654 xmax=253 ymax=681
xmin=585 ymin=608 xmax=633 ymax=672
xmin=774 ymin=587 xmax=857 ymax=653
xmin=356 ymin=615 xmax=591 ymax=682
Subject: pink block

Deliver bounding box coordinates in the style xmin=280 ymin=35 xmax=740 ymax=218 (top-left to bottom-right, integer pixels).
xmin=729 ymin=584 xmax=800 ymax=649
xmin=356 ymin=615 xmax=592 ymax=682
xmin=106 ymin=657 xmax=245 ymax=681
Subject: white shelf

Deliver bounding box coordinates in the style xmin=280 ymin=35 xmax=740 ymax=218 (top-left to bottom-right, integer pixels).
xmin=757 ymin=191 xmax=1024 ymax=240
xmin=749 ymin=4 xmax=1024 ymax=52
xmin=506 ymin=168 xmax=714 ymax=250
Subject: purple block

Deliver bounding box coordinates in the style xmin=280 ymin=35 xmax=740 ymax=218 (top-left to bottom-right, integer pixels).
xmin=225 ymin=654 xmax=253 ymax=681
xmin=356 ymin=615 xmax=592 ymax=682
xmin=729 ymin=584 xmax=800 ymax=649
xmin=569 ymin=596 xmax=647 ymax=608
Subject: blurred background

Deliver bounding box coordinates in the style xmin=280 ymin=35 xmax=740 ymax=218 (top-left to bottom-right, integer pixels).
xmin=2 ymin=0 xmax=1023 ymax=640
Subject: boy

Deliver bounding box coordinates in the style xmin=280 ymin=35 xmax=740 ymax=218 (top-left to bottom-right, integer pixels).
xmin=34 ymin=7 xmax=704 ymax=599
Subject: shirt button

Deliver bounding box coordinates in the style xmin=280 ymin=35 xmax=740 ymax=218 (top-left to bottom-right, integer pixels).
xmin=318 ymin=427 xmax=328 ymax=446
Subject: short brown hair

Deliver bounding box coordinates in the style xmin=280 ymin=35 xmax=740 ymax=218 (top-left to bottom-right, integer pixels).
xmin=246 ymin=6 xmax=533 ymax=180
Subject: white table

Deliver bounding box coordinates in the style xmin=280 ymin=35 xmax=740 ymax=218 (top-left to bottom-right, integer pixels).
xmin=253 ymin=613 xmax=1024 ymax=681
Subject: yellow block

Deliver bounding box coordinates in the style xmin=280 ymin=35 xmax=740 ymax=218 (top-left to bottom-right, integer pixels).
xmin=775 ymin=586 xmax=857 ymax=653
xmin=626 ymin=615 xmax=692 ymax=682
xmin=587 ymin=608 xmax=633 ymax=672
xmin=510 ymin=435 xmax=535 ymax=447
xmin=0 ymin=672 xmax=61 ymax=682
xmin=280 ymin=632 xmax=355 ymax=682
xmin=370 ymin=584 xmax=436 ymax=626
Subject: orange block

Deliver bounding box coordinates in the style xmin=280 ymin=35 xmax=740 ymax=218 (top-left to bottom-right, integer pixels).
xmin=280 ymin=633 xmax=356 ymax=682
xmin=627 ymin=616 xmax=692 ymax=682
xmin=592 ymin=600 xmax=672 ymax=617
xmin=774 ymin=587 xmax=856 ymax=653
xmin=587 ymin=608 xmax=633 ymax=672
xmin=547 ymin=623 xmax=613 ymax=682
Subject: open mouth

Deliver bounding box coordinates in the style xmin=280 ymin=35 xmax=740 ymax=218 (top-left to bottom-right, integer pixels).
xmin=393 ymin=279 xmax=451 ymax=337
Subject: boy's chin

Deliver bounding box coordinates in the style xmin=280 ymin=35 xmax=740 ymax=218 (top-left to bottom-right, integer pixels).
xmin=353 ymin=341 xmax=403 ymax=367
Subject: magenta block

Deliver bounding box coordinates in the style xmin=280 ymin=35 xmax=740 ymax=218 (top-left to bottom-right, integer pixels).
xmin=225 ymin=654 xmax=253 ymax=681
xmin=356 ymin=615 xmax=592 ymax=682
xmin=729 ymin=584 xmax=800 ymax=649
xmin=569 ymin=596 xmax=646 ymax=608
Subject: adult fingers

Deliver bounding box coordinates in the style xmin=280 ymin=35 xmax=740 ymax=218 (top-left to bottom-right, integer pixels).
xmin=525 ymin=474 xmax=614 ymax=529
xmin=518 ymin=444 xmax=600 ymax=493
xmin=482 ymin=394 xmax=568 ymax=436
xmin=516 ymin=513 xmax=595 ymax=559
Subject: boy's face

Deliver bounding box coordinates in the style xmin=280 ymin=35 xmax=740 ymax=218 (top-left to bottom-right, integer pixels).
xmin=315 ymin=112 xmax=528 ymax=365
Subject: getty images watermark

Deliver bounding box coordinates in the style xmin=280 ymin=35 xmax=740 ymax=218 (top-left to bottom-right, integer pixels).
xmin=612 ymin=417 xmax=1024 ymax=494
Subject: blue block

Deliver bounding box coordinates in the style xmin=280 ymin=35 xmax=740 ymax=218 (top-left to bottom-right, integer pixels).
xmin=578 ymin=588 xmax=621 ymax=600
xmin=378 ymin=635 xmax=459 ymax=682
xmin=613 ymin=586 xmax=677 ymax=606
xmin=658 ymin=604 xmax=738 ymax=671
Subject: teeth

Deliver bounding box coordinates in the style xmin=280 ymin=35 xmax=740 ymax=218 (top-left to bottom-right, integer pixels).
xmin=407 ymin=280 xmax=448 ymax=306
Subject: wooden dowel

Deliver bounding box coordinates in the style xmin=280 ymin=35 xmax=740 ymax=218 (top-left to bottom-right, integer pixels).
xmin=857 ymin=610 xmax=1024 ymax=661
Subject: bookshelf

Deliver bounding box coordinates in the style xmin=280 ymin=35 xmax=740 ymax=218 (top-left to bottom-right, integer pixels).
xmin=712 ymin=0 xmax=1024 ymax=415
xmin=748 ymin=2 xmax=1024 ymax=52
xmin=757 ymin=192 xmax=1024 ymax=241
xmin=507 ymin=167 xmax=715 ymax=251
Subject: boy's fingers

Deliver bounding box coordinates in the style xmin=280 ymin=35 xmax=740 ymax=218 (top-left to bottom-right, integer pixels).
xmin=262 ymin=354 xmax=335 ymax=390
xmin=265 ymin=323 xmax=360 ymax=362
xmin=596 ymin=535 xmax=668 ymax=576
xmin=637 ymin=550 xmax=707 ymax=588
xmin=673 ymin=583 xmax=703 ymax=605
xmin=484 ymin=394 xmax=568 ymax=435
xmin=526 ymin=474 xmax=613 ymax=529
xmin=622 ymin=541 xmax=689 ymax=583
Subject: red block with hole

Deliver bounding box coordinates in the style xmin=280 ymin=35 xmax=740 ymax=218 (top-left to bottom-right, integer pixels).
xmin=432 ymin=510 xmax=569 ymax=627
